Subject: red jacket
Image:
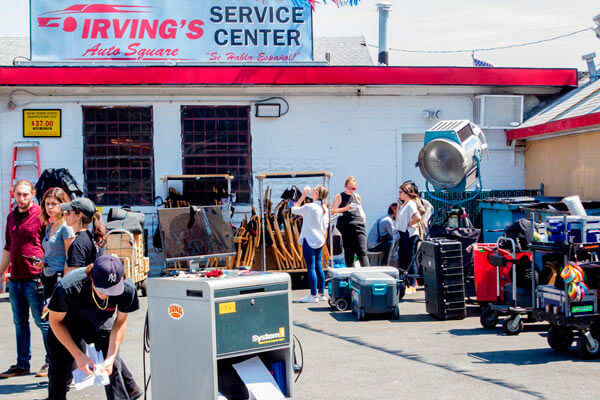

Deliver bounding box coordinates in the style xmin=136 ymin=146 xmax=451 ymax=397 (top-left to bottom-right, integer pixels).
xmin=4 ymin=204 xmax=44 ymax=280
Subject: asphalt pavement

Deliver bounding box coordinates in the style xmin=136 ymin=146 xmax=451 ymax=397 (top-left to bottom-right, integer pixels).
xmin=1 ymin=287 xmax=599 ymax=400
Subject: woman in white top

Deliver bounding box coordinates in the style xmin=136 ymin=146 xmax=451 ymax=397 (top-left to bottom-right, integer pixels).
xmin=292 ymin=185 xmax=330 ymax=303
xmin=396 ymin=182 xmax=422 ymax=294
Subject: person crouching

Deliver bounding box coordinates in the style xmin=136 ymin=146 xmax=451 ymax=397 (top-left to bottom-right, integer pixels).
xmin=47 ymin=255 xmax=139 ymax=399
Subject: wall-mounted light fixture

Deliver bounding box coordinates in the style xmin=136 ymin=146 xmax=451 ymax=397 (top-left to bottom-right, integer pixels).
xmin=254 ymin=97 xmax=290 ymax=118
xmin=255 ymin=103 xmax=282 ymax=118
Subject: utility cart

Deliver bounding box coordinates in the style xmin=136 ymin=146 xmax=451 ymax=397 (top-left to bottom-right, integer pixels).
xmin=255 ymin=171 xmax=333 ymax=273
xmin=105 ymin=228 xmax=149 ymax=296
xmin=477 ymin=237 xmax=536 ymax=335
xmin=525 ymin=207 xmax=600 ymax=358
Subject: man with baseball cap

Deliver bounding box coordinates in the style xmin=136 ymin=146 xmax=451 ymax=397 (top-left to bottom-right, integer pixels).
xmin=46 ymin=255 xmax=139 ymax=399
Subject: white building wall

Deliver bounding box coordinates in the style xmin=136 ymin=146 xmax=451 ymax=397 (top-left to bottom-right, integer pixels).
xmin=0 ymin=90 xmax=525 ymax=268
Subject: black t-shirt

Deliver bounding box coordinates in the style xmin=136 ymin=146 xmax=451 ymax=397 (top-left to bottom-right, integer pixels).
xmin=67 ymin=230 xmax=97 ymax=268
xmin=48 ymin=268 xmax=139 ymax=333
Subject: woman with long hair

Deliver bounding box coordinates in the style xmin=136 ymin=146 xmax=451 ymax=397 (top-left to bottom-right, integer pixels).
xmin=396 ymin=182 xmax=422 ymax=294
xmin=292 ymin=185 xmax=330 ymax=303
xmin=38 ymin=188 xmax=75 ymax=304
xmin=331 ymin=176 xmax=369 ymax=267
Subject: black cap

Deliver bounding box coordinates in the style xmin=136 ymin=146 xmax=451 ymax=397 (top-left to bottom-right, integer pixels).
xmin=92 ymin=255 xmax=125 ymax=296
xmin=60 ymin=197 xmax=96 ymax=218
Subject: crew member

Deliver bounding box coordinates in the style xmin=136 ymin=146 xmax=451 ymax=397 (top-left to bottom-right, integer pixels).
xmin=367 ymin=203 xmax=397 ymax=259
xmin=47 ymin=255 xmax=139 ymax=399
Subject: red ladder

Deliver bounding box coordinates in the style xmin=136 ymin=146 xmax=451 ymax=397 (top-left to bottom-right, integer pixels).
xmin=9 ymin=140 xmax=41 ymax=209
xmin=2 ymin=141 xmax=41 ymax=292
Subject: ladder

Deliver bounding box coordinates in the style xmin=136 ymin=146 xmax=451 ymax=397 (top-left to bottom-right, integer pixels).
xmin=9 ymin=140 xmax=41 ymax=209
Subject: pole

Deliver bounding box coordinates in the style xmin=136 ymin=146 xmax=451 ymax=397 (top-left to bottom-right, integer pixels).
xmin=258 ymin=178 xmax=266 ymax=271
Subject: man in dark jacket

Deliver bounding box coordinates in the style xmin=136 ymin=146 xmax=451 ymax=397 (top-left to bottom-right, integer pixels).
xmin=0 ymin=180 xmax=49 ymax=378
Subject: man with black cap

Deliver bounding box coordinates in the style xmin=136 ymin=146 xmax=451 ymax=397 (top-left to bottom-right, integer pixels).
xmin=46 ymin=255 xmax=139 ymax=399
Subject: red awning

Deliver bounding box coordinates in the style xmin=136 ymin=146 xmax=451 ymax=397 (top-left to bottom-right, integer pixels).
xmin=506 ymin=111 xmax=600 ymax=141
xmin=0 ymin=65 xmax=578 ymax=87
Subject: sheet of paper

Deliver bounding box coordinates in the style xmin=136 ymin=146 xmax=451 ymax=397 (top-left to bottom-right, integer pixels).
xmin=72 ymin=343 xmax=110 ymax=391
xmin=232 ymin=356 xmax=285 ymax=400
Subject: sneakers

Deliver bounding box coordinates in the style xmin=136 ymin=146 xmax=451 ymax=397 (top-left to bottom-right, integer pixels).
xmin=35 ymin=363 xmax=49 ymax=378
xmin=317 ymin=294 xmax=328 ymax=301
xmin=405 ymin=287 xmax=417 ymax=295
xmin=0 ymin=365 xmax=30 ymax=379
xmin=300 ymin=295 xmax=319 ymax=303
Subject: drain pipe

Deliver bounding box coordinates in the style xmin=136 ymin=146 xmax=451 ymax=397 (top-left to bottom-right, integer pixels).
xmin=582 ymin=53 xmax=599 ymax=81
xmin=376 ymin=3 xmax=392 ymax=65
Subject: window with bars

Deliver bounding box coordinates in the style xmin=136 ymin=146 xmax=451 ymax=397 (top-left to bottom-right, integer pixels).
xmin=181 ymin=106 xmax=252 ymax=204
xmin=83 ymin=106 xmax=154 ymax=206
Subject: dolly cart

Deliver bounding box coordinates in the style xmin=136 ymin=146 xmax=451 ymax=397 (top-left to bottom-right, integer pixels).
xmin=527 ymin=208 xmax=600 ymax=358
xmin=479 ymin=236 xmax=535 ymax=335
xmin=106 ymin=228 xmax=149 ymax=296
xmin=255 ymin=171 xmax=332 ymax=272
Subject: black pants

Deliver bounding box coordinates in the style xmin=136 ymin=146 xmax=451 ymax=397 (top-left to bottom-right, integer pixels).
xmin=47 ymin=327 xmax=130 ymax=400
xmin=339 ymin=224 xmax=370 ymax=267
xmin=398 ymin=231 xmax=419 ymax=287
xmin=41 ymin=272 xmax=61 ymax=301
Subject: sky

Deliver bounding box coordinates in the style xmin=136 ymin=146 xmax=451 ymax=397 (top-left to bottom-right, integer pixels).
xmin=1 ymin=0 xmax=599 ymax=70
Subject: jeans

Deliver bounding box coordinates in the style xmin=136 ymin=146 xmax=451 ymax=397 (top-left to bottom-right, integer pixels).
xmin=47 ymin=327 xmax=130 ymax=400
xmin=302 ymin=240 xmax=325 ymax=296
xmin=8 ymin=279 xmax=50 ymax=369
xmin=398 ymin=231 xmax=419 ymax=287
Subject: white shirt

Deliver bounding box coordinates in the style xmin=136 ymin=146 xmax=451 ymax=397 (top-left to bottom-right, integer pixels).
xmin=291 ymin=201 xmax=330 ymax=249
xmin=396 ymin=199 xmax=419 ymax=237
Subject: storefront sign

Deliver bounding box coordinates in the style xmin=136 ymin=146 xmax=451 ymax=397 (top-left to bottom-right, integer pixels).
xmin=23 ymin=109 xmax=61 ymax=137
xmin=30 ymin=1 xmax=313 ymax=63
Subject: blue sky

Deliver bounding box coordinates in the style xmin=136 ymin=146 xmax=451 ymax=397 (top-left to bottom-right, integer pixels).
xmin=2 ymin=0 xmax=599 ymax=69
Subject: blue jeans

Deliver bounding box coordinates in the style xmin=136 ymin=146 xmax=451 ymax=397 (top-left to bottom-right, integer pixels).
xmin=8 ymin=279 xmax=50 ymax=369
xmin=302 ymin=240 xmax=324 ymax=296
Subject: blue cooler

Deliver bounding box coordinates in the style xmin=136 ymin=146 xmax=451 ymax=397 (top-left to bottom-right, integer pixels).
xmin=349 ymin=271 xmax=399 ymax=320
xmin=327 ymin=267 xmax=399 ymax=311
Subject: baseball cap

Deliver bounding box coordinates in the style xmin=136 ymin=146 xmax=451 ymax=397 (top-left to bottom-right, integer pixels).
xmin=61 ymin=197 xmax=96 ymax=218
xmin=92 ymin=255 xmax=125 ymax=296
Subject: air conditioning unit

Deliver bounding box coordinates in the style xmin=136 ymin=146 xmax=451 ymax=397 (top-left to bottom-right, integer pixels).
xmin=474 ymin=95 xmax=524 ymax=129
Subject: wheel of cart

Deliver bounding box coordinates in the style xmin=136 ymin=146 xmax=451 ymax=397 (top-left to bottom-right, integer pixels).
xmin=105 ymin=228 xmax=150 ymax=297
xmin=478 ymin=237 xmax=536 ymax=335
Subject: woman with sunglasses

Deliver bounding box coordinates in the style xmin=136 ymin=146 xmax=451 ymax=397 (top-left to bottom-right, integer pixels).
xmin=61 ymin=198 xmax=106 ymax=274
xmin=332 ymin=176 xmax=370 ymax=267
xmin=396 ymin=183 xmax=422 ymax=294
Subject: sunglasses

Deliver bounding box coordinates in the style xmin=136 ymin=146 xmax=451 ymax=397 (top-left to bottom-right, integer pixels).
xmin=65 ymin=209 xmax=80 ymax=216
xmin=349 ymin=186 xmax=357 ymax=191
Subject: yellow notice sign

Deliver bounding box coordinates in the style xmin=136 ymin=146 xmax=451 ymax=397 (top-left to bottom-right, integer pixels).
xmin=219 ymin=302 xmax=236 ymax=314
xmin=23 ymin=109 xmax=61 ymax=137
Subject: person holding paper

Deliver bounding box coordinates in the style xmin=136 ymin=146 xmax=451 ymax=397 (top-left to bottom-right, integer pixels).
xmin=46 ymin=255 xmax=139 ymax=400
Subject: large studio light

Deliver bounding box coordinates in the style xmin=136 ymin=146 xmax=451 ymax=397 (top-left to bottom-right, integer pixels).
xmin=417 ymin=120 xmax=488 ymax=191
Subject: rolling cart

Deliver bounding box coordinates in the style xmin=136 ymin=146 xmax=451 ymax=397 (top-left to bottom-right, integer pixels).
xmin=255 ymin=171 xmax=333 ymax=272
xmin=479 ymin=237 xmax=536 ymax=335
xmin=525 ymin=207 xmax=600 ymax=358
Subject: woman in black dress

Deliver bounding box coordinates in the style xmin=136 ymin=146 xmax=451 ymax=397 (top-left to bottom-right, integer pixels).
xmin=331 ymin=176 xmax=369 ymax=267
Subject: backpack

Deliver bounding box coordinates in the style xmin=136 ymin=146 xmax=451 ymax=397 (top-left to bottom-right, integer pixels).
xmin=34 ymin=168 xmax=83 ymax=203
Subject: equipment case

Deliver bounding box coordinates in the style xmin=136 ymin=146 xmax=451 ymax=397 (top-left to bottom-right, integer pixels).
xmin=327 ymin=266 xmax=399 ymax=311
xmin=349 ymin=271 xmax=399 ymax=320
